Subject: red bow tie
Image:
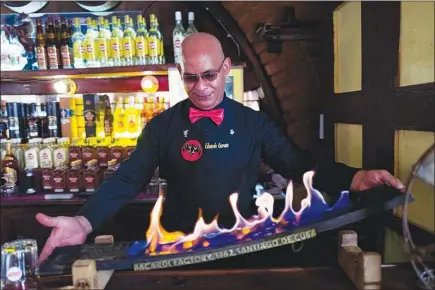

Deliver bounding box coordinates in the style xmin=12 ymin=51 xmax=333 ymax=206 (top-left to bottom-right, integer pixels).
xmin=189 ymin=107 xmax=224 ymax=126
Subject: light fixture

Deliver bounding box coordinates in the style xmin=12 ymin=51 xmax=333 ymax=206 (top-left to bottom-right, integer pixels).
xmin=141 ymin=75 xmax=159 ymax=93
xmin=53 ymin=79 xmax=77 ymax=95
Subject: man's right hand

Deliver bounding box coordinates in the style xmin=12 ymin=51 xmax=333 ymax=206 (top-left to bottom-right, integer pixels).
xmin=35 ymin=213 xmax=93 ymax=264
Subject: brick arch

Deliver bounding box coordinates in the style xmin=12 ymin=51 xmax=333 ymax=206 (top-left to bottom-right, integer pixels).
xmin=214 ymin=1 xmax=331 ymax=151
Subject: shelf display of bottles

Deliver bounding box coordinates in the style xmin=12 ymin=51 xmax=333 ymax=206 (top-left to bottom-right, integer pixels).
xmin=0 ymin=136 xmax=165 ymax=197
xmin=24 ymin=10 xmax=198 ymax=71
xmin=0 ymin=93 xmax=169 ymax=143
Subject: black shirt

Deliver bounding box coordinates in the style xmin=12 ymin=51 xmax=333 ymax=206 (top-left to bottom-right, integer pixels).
xmin=77 ymin=96 xmax=360 ymax=233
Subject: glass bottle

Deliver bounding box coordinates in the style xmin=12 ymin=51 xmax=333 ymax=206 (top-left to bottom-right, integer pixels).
xmin=71 ymin=17 xmax=85 ymax=68
xmin=35 ymin=17 xmax=48 ymax=70
xmin=67 ymin=159 xmax=82 ymax=193
xmin=103 ymin=95 xmax=113 ymax=138
xmin=10 ymin=138 xmax=24 ymax=169
xmin=0 ymin=101 xmax=9 ymax=140
xmin=1 ymin=141 xmax=19 ymax=196
xmin=113 ymin=96 xmax=125 ymax=139
xmin=59 ymin=17 xmax=73 ymax=69
xmin=26 ymin=103 xmax=39 ymax=139
xmin=135 ymin=14 xmax=148 ymax=65
xmin=122 ymin=16 xmax=134 ymax=66
xmin=172 ymin=11 xmax=186 ymax=64
xmin=53 ymin=137 xmax=69 ymax=168
xmin=147 ymin=14 xmax=160 ymax=65
xmin=110 ymin=16 xmax=122 ymax=67
xmin=186 ymin=12 xmax=198 ymax=36
xmin=46 ymin=18 xmax=59 ymax=69
xmin=39 ymin=138 xmax=55 ymax=169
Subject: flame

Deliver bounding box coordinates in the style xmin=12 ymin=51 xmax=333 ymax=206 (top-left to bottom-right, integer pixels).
xmin=144 ymin=171 xmax=351 ymax=256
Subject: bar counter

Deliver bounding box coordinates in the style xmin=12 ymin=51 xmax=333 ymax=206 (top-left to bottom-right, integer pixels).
xmin=38 ymin=264 xmax=418 ymax=290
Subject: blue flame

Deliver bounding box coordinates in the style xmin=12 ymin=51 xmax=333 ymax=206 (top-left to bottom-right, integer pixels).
xmin=136 ymin=171 xmax=353 ymax=256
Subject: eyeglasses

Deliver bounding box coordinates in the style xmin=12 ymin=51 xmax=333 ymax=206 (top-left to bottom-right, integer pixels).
xmin=182 ymin=58 xmax=226 ymax=84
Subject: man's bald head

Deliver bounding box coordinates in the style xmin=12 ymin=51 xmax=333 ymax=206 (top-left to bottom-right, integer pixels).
xmin=181 ymin=32 xmax=225 ymax=65
xmin=180 ymin=32 xmax=231 ymax=110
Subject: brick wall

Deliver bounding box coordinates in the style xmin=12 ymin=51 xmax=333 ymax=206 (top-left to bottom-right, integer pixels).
xmin=222 ymin=1 xmax=331 ymax=151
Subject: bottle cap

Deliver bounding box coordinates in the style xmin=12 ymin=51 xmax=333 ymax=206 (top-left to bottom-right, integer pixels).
xmin=188 ymin=12 xmax=194 ymax=21
xmin=175 ymin=11 xmax=182 ymax=21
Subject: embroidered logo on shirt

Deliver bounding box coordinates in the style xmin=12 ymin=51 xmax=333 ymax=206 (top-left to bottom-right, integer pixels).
xmin=230 ymin=129 xmax=235 ymax=135
xmin=183 ymin=130 xmax=189 ymax=138
xmin=181 ymin=140 xmax=203 ymax=162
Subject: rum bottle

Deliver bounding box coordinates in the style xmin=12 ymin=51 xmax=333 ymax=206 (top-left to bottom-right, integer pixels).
xmin=35 ymin=18 xmax=48 ymax=70
xmin=135 ymin=15 xmax=148 ymax=65
xmin=172 ymin=11 xmax=186 ymax=64
xmin=52 ymin=164 xmax=67 ymax=193
xmin=122 ymin=16 xmax=134 ymax=66
xmin=113 ymin=96 xmax=125 ymax=138
xmin=83 ymin=17 xmax=98 ymax=67
xmin=103 ymin=95 xmax=113 ymax=138
xmin=59 ymin=17 xmax=73 ymax=69
xmin=110 ymin=16 xmax=122 ymax=67
xmin=147 ymin=14 xmax=160 ymax=65
xmin=1 ymin=141 xmax=19 ymax=195
xmin=26 ymin=103 xmax=39 ymax=139
xmin=46 ymin=18 xmax=59 ymax=69
xmin=96 ymin=16 xmax=110 ymax=67
xmin=186 ymin=12 xmax=198 ymax=36
xmin=71 ymin=17 xmax=85 ymax=68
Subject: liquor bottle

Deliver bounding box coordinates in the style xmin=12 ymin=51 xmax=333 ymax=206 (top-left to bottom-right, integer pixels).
xmin=46 ymin=101 xmax=59 ymax=138
xmin=60 ymin=17 xmax=73 ymax=69
xmin=96 ymin=16 xmax=110 ymax=67
xmin=122 ymin=16 xmax=134 ymax=66
xmin=110 ymin=16 xmax=122 ymax=67
xmin=1 ymin=141 xmax=19 ymax=195
xmin=186 ymin=12 xmax=198 ymax=36
xmin=53 ymin=137 xmax=69 ymax=168
xmin=124 ymin=96 xmax=138 ymax=136
xmin=134 ymin=96 xmax=143 ymax=133
xmin=54 ymin=19 xmax=63 ymax=69
xmin=83 ymin=17 xmax=98 ymax=67
xmin=39 ymin=138 xmax=55 ymax=169
xmin=173 ymin=11 xmax=186 ymax=64
xmin=26 ymin=103 xmax=40 ymax=139
xmin=35 ymin=18 xmax=48 ymax=70
xmin=46 ymin=18 xmax=59 ymax=70
xmin=37 ymin=102 xmax=48 ymax=138
xmin=6 ymin=102 xmax=20 ymax=139
xmin=117 ymin=18 xmax=125 ymax=64
xmin=52 ymin=163 xmax=67 ymax=193
xmin=135 ymin=14 xmax=148 ymax=65
xmin=103 ymin=95 xmax=113 ymax=138
xmin=0 ymin=101 xmax=8 ymax=140
xmin=147 ymin=14 xmax=160 ymax=65
xmin=92 ymin=19 xmax=99 ymax=39
xmin=71 ymin=17 xmax=85 ymax=68
xmin=112 ymin=96 xmax=125 ymax=138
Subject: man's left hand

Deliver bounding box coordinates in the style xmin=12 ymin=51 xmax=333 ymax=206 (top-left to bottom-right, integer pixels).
xmin=350 ymin=170 xmax=405 ymax=192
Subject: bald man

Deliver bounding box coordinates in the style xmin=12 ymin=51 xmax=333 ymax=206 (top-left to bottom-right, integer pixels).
xmin=35 ymin=33 xmax=404 ymax=264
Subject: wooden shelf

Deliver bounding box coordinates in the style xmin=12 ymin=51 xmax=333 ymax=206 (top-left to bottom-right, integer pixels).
xmin=0 ymin=64 xmax=179 ymax=81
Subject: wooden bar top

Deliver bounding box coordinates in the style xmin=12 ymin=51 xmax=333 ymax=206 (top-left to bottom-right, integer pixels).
xmin=38 ymin=264 xmax=419 ymax=290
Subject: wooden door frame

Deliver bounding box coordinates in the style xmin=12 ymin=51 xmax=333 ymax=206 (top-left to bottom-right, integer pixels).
xmin=322 ymin=2 xmax=435 ymax=250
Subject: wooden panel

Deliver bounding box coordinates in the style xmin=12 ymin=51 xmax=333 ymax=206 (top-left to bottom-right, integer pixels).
xmin=334 ymin=123 xmax=363 ymax=168
xmin=399 ymin=2 xmax=435 ymax=86
xmin=333 ymin=2 xmax=362 ymax=93
xmin=394 ymin=130 xmax=435 ymax=232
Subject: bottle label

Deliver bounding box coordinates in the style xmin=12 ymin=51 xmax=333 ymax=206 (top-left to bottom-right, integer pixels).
xmin=53 ymin=148 xmax=67 ymax=167
xmin=48 ymin=116 xmax=57 ymax=130
xmin=73 ymin=40 xmax=84 ymax=60
xmin=60 ymin=45 xmax=72 ymax=67
xmin=40 ymin=149 xmax=53 ymax=168
xmin=136 ymin=36 xmax=148 ymax=56
xmin=68 ymin=175 xmax=80 ymax=192
xmin=148 ymin=37 xmax=159 ymax=57
xmin=127 ymin=115 xmax=137 ymax=129
xmin=53 ymin=176 xmax=65 ymax=192
xmin=83 ymin=39 xmax=95 ymax=61
xmin=25 ymin=150 xmax=38 ymax=169
xmin=110 ymin=39 xmax=121 ymax=58
xmin=123 ymin=37 xmax=133 ymax=58
xmin=8 ymin=117 xmax=19 ymax=131
xmin=28 ymin=119 xmax=39 ymax=137
xmin=42 ymin=171 xmax=52 ymax=189
xmin=47 ymin=46 xmax=58 ymax=69
xmin=36 ymin=46 xmax=47 ymax=69
xmin=2 ymin=167 xmax=17 ymax=188
xmin=104 ymin=119 xmax=113 ymax=136
xmin=96 ymin=39 xmax=108 ymax=59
